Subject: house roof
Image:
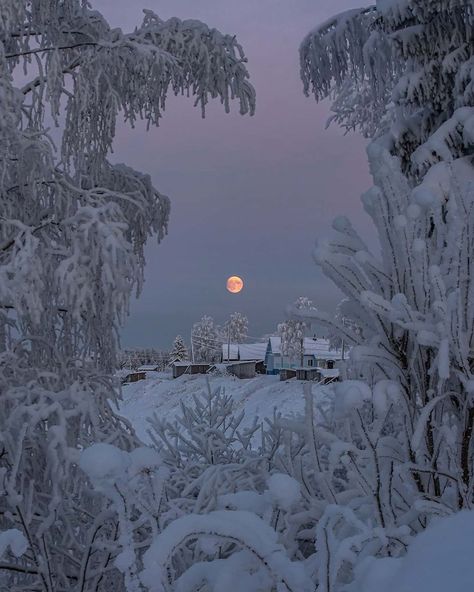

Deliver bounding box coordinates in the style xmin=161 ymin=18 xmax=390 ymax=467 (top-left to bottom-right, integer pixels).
xmin=268 ymin=336 xmax=342 ymax=359
xmin=238 ymin=343 xmax=267 ymax=361
xmin=137 ymin=365 xmax=159 ymax=371
xmin=221 ymin=344 xmax=239 ymax=360
xmin=221 ymin=342 xmax=267 ymax=361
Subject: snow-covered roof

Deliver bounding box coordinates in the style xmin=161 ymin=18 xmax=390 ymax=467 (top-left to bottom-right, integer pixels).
xmin=320 ymin=368 xmax=340 ymax=378
xmin=221 ymin=344 xmax=239 ymax=361
xmin=238 ymin=343 xmax=267 ymax=361
xmin=225 ymin=360 xmax=257 ymax=367
xmin=137 ymin=365 xmax=159 ymax=371
xmin=221 ymin=342 xmax=267 ymax=361
xmin=268 ymin=336 xmax=342 ymax=359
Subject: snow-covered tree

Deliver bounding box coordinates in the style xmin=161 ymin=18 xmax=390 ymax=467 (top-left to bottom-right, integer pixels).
xmin=192 ymin=315 xmax=220 ymax=362
xmin=293 ymin=2 xmax=474 ymax=588
xmin=278 ymin=297 xmax=314 ymax=366
xmin=0 ymin=1 xmax=254 ymax=589
xmin=327 ymin=298 xmax=361 ymax=355
xmin=224 ymin=312 xmax=249 ymax=343
xmin=170 ymin=334 xmax=189 ymax=363
xmin=300 ymin=0 xmax=474 ymax=176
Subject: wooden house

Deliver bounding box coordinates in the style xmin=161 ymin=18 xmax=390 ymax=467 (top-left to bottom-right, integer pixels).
xmin=266 ymin=336 xmax=342 ymax=379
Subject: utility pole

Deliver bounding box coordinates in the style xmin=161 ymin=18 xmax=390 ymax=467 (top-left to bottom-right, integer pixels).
xmin=300 ymin=336 xmax=304 ymax=367
xmin=341 ymin=316 xmax=346 ymax=361
xmin=191 ymin=331 xmax=195 ymax=363
xmin=227 ymin=324 xmax=231 ymax=362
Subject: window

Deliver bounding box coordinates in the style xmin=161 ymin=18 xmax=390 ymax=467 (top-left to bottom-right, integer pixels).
xmin=307 ymin=358 xmax=313 ymax=367
xmin=327 ymin=360 xmax=334 ymax=369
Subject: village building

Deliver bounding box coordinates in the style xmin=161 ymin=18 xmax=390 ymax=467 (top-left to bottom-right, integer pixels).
xmin=265 ymin=336 xmax=343 ymax=380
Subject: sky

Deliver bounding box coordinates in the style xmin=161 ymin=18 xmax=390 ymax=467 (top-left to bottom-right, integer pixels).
xmin=93 ymin=0 xmax=372 ymax=349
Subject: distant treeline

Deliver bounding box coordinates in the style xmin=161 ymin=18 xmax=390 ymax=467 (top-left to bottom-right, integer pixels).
xmin=118 ymin=349 xmax=170 ymax=371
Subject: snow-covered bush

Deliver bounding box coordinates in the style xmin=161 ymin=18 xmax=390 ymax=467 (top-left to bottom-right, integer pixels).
xmin=141 ymin=383 xmax=316 ymax=591
xmin=0 ymin=1 xmax=254 ymax=589
xmin=349 ymin=510 xmax=474 ymax=592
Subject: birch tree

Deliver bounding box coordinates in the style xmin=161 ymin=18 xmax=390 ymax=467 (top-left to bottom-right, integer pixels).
xmin=0 ymin=1 xmax=254 ymax=589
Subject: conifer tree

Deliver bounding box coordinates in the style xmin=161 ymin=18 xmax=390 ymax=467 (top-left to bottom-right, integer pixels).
xmin=170 ymin=334 xmax=189 ymax=363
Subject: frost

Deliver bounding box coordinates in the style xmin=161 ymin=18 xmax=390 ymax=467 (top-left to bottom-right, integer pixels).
xmin=0 ymin=529 xmax=28 ymax=558
xmin=140 ymin=511 xmax=312 ymax=592
xmin=350 ymin=511 xmax=474 ymax=592
xmin=0 ymin=2 xmax=254 ymax=589
xmin=411 ymin=186 xmax=439 ymax=208
xmin=266 ymin=474 xmax=301 ymax=511
xmin=79 ymin=443 xmax=130 ymax=489
xmin=333 ymin=381 xmax=372 ymax=418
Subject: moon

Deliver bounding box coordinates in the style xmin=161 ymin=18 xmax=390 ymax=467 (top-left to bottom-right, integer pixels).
xmin=226 ymin=275 xmax=244 ymax=294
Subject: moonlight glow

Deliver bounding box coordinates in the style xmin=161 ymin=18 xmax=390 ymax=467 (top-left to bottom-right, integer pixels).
xmin=226 ymin=276 xmax=244 ymax=294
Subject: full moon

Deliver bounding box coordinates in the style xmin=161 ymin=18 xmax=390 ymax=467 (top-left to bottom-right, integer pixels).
xmin=226 ymin=275 xmax=244 ymax=294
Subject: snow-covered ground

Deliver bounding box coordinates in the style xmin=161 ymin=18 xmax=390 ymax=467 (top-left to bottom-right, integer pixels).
xmin=117 ymin=372 xmax=324 ymax=443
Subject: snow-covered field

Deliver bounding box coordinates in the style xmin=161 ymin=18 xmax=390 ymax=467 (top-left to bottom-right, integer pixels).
xmin=117 ymin=372 xmax=323 ymax=443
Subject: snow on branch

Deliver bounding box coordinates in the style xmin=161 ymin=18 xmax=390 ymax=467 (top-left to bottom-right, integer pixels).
xmin=300 ymin=7 xmax=378 ymax=101
xmin=140 ymin=511 xmax=312 ymax=592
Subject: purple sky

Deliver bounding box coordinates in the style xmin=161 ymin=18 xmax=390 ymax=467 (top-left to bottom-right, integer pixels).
xmin=94 ymin=0 xmax=372 ymax=348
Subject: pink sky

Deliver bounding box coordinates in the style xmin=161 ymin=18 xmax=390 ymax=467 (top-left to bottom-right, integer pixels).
xmin=93 ymin=0 xmax=372 ymax=348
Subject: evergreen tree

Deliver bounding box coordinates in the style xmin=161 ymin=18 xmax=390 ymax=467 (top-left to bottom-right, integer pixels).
xmin=170 ymin=335 xmax=189 ymax=363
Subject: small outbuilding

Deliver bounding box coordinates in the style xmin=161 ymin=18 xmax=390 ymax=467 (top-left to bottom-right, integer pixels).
xmin=172 ymin=362 xmax=211 ymax=379
xmin=295 ymin=368 xmax=321 ymax=382
xmin=280 ymin=368 xmax=297 ymax=381
xmin=225 ymin=360 xmax=257 ymax=379
xmin=121 ymin=371 xmax=146 ymax=384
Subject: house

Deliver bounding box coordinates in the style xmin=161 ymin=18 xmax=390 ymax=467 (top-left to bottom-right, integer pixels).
xmin=265 ymin=336 xmax=343 ymax=379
